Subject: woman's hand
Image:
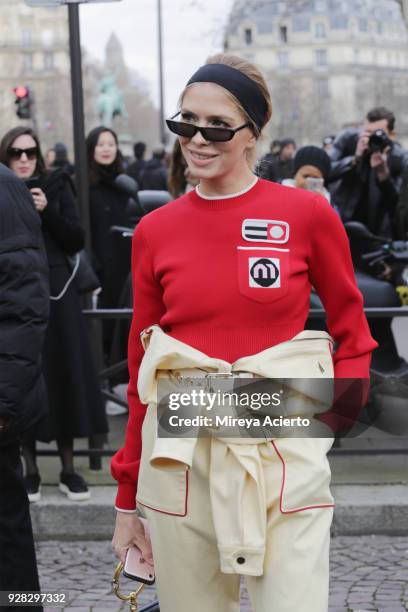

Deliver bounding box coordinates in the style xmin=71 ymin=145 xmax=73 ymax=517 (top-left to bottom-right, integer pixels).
xmin=30 ymin=188 xmax=48 ymax=212
xmin=112 ymin=512 xmax=154 ymax=565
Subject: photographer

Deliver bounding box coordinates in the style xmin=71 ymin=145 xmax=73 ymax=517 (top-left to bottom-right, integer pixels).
xmin=329 ymin=107 xmax=408 ymax=241
xmin=329 ymin=108 xmax=408 ymax=373
xmin=0 ymin=163 xmax=49 ymax=610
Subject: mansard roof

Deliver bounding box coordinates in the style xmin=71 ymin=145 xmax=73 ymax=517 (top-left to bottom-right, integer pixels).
xmin=227 ymin=0 xmax=405 ymax=35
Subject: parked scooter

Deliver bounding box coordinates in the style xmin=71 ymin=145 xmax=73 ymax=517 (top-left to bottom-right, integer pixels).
xmin=106 ymin=190 xmax=173 ymax=397
xmin=345 ymin=221 xmax=408 ymax=300
xmin=311 ymin=222 xmax=408 ymax=435
xmin=346 ymin=222 xmax=408 ymax=435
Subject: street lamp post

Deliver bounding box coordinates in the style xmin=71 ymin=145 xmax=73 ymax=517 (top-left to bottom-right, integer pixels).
xmin=157 ymin=0 xmax=166 ymax=145
xmin=67 ymin=2 xmax=91 ymax=254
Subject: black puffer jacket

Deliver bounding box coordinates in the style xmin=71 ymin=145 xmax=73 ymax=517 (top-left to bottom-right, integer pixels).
xmin=0 ymin=164 xmax=49 ymax=445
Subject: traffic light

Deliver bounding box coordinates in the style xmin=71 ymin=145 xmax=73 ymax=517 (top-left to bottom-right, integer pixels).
xmin=13 ymin=86 xmax=32 ymax=119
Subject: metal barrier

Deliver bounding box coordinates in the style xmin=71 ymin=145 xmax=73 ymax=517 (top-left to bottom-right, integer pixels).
xmin=35 ymin=307 xmax=408 ymax=465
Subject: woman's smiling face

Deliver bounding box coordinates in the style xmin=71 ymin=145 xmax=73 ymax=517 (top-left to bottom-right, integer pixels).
xmin=94 ymin=130 xmax=118 ymax=165
xmin=178 ymin=82 xmax=256 ymax=183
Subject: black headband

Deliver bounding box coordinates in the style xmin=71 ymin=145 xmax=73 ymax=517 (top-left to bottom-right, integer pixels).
xmin=186 ymin=64 xmax=268 ymax=131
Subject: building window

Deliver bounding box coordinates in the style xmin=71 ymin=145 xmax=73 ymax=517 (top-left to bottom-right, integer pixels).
xmin=23 ymin=54 xmax=33 ymax=71
xmin=44 ymin=52 xmax=54 ymax=70
xmin=244 ymin=28 xmax=253 ymax=45
xmin=278 ymin=51 xmax=289 ymax=69
xmin=315 ymin=23 xmax=326 ymax=39
xmin=22 ymin=29 xmax=32 ymax=47
xmin=280 ymin=25 xmax=288 ymax=43
xmin=317 ymin=79 xmax=329 ymax=97
xmin=359 ymin=18 xmax=368 ymax=32
xmin=353 ymin=48 xmax=360 ymax=64
xmin=315 ymin=49 xmax=328 ymax=67
xmin=23 ymin=54 xmax=33 ymax=72
xmin=315 ymin=0 xmax=325 ymax=11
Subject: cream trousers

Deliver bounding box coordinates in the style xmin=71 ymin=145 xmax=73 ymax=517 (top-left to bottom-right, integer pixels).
xmin=136 ymin=326 xmax=335 ymax=612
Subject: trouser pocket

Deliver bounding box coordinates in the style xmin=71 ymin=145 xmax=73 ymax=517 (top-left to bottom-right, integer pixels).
xmin=136 ymin=405 xmax=189 ymax=516
xmin=271 ymin=437 xmax=334 ymax=513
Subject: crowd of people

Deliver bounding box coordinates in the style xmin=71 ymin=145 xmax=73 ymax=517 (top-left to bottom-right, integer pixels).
xmin=259 ymin=107 xmax=408 ymax=375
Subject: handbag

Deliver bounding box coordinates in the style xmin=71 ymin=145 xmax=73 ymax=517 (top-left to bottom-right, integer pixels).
xmin=50 ymin=250 xmax=101 ymax=301
xmin=67 ymin=249 xmax=101 ymax=296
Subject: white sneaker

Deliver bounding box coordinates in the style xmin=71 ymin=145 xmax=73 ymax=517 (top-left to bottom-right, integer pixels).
xmin=113 ymin=384 xmax=128 ymax=402
xmin=59 ymin=472 xmax=91 ymax=501
xmin=106 ymin=400 xmax=128 ymax=416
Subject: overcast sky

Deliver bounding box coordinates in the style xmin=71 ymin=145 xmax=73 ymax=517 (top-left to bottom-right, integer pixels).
xmin=80 ymin=0 xmax=234 ymax=116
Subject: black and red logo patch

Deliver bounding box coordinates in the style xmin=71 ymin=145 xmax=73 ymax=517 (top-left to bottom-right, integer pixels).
xmin=242 ymin=219 xmax=289 ymax=244
xmin=249 ymin=257 xmax=280 ymax=288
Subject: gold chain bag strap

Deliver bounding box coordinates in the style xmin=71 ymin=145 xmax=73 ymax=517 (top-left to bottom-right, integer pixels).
xmin=112 ymin=561 xmax=145 ymax=611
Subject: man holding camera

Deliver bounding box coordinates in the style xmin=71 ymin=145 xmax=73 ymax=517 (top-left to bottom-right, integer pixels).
xmin=329 ymin=107 xmax=408 ymax=242
xmin=329 ymin=108 xmax=408 ymax=375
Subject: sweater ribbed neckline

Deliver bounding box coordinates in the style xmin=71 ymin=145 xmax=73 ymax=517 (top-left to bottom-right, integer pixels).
xmin=189 ymin=176 xmax=262 ymax=209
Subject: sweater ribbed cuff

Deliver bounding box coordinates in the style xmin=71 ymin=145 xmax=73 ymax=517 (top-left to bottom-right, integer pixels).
xmin=115 ymin=506 xmax=137 ymax=514
xmin=115 ymin=481 xmax=137 ymax=511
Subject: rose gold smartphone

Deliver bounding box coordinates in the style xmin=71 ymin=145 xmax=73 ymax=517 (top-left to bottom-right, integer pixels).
xmin=123 ymin=517 xmax=155 ymax=585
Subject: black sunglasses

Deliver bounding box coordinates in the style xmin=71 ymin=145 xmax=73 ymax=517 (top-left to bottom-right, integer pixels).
xmin=166 ymin=114 xmax=250 ymax=143
xmin=8 ymin=147 xmax=38 ymax=161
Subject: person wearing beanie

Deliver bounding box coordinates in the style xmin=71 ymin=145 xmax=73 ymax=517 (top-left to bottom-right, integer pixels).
xmin=294 ymin=146 xmax=331 ymax=185
xmin=282 ymin=145 xmax=333 ymax=205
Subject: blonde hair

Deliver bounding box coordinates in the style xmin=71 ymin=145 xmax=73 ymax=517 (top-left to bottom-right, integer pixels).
xmin=179 ymin=53 xmax=272 ymax=169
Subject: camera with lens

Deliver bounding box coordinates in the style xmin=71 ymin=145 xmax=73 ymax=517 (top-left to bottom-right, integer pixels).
xmin=367 ymin=129 xmax=392 ymax=155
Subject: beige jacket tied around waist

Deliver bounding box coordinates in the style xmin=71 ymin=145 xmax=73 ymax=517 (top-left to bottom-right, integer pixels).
xmin=136 ymin=325 xmax=335 ymax=576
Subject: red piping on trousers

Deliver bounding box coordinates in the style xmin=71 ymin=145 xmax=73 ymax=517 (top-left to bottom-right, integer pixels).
xmin=136 ymin=469 xmax=189 ymax=517
xmin=271 ymin=440 xmax=335 ymax=514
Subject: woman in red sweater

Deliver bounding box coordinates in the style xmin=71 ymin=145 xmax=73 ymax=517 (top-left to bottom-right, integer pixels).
xmin=111 ymin=53 xmax=377 ymax=611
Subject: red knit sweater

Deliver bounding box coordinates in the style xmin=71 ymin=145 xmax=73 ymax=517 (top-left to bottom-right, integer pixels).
xmin=111 ymin=178 xmax=378 ymax=510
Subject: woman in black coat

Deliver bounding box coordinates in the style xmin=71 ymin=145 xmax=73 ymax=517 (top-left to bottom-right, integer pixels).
xmin=0 ymin=127 xmax=108 ymax=502
xmin=86 ymin=126 xmax=136 ymax=357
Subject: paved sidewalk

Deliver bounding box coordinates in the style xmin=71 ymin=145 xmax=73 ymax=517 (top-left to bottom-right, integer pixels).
xmin=35 ymin=536 xmax=408 ymax=611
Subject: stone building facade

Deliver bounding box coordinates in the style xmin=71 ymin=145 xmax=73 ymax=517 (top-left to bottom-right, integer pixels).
xmin=224 ymin=0 xmax=408 ymax=146
xmin=0 ymin=0 xmax=159 ymax=155
xmin=0 ymin=0 xmax=75 ymax=151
